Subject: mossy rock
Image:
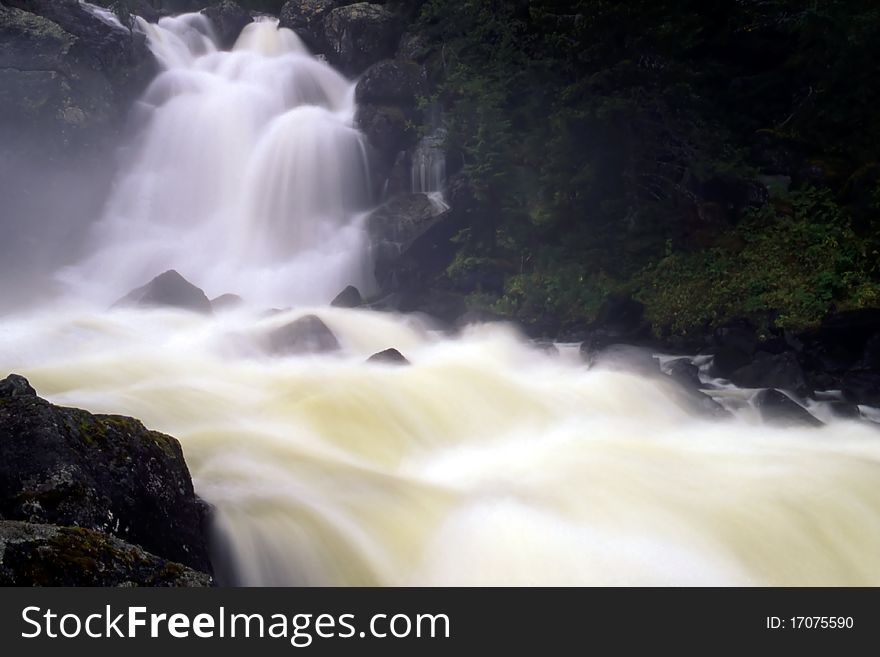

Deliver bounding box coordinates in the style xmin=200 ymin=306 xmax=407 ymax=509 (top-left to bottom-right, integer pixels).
xmin=0 ymin=374 xmax=212 ymax=573
xmin=0 ymin=521 xmax=212 ymax=586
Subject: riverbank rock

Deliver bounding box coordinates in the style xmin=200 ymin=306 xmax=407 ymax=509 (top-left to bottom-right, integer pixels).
xmin=114 ymin=270 xmax=213 ymax=313
xmin=0 ymin=521 xmax=211 ymax=587
xmin=728 ymin=351 xmax=808 ymax=394
xmin=267 ymin=314 xmax=340 ymax=354
xmin=0 ymin=375 xmax=212 ymax=574
xmin=367 ymin=348 xmax=409 ymax=364
xmin=754 ymin=388 xmax=823 ymax=428
xmin=841 ymin=370 xmax=880 ymax=407
xmin=202 ymin=0 xmax=252 ymax=49
xmin=323 ymin=3 xmax=401 ymax=75
xmin=331 ymin=285 xmax=364 ymax=308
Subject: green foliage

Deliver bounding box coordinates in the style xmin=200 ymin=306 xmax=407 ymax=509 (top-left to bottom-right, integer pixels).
xmin=414 ymin=0 xmax=880 ymax=336
xmin=492 ymin=264 xmax=619 ymax=329
xmin=634 ymin=189 xmax=880 ymax=335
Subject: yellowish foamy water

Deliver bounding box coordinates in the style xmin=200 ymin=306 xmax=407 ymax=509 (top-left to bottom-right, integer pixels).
xmin=3 ymin=305 xmax=879 ymax=586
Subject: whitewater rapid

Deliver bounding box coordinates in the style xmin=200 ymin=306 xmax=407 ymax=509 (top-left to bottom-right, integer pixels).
xmin=3 ymin=11 xmax=880 ymax=587
xmin=2 ymin=305 xmax=880 ymax=586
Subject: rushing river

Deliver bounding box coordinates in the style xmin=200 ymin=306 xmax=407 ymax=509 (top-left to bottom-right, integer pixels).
xmin=1 ymin=12 xmax=879 ymax=586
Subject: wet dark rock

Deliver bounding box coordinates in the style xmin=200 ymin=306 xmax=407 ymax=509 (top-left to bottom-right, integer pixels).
xmin=114 ymin=270 xmax=213 ymax=314
xmin=841 ymin=370 xmax=880 ymax=407
xmin=356 ymin=59 xmax=425 ymax=106
xmin=397 ymin=288 xmax=467 ymax=326
xmin=828 ymin=401 xmax=861 ymax=420
xmin=0 ymin=521 xmax=211 ymax=587
xmin=396 ymin=30 xmax=429 ymax=62
xmin=367 ymin=348 xmax=409 ymax=365
xmin=201 ymin=0 xmax=252 ymax=49
xmin=210 ymin=293 xmax=244 ymax=311
xmin=357 ymin=103 xmax=416 ymax=165
xmin=754 ymin=389 xmax=823 ymax=428
xmin=323 ymin=3 xmax=402 ymax=75
xmin=267 ymin=314 xmax=340 ymax=354
xmin=855 ymin=331 xmax=880 ymax=371
xmin=331 ymin=285 xmax=364 ymax=308
xmin=368 ymin=193 xmax=458 ymax=293
xmin=0 ymin=375 xmax=212 ymax=572
xmin=0 ymin=1 xmax=156 ymax=154
xmin=584 ymin=344 xmax=660 ymax=376
xmin=801 ymin=309 xmax=880 ymax=374
xmin=279 ymin=0 xmax=339 ymax=53
xmin=729 ymin=351 xmax=807 ymax=394
xmin=710 ymin=346 xmax=753 ymax=379
xmin=666 ymin=358 xmax=702 ymax=389
xmin=579 ymin=295 xmax=652 ymax=356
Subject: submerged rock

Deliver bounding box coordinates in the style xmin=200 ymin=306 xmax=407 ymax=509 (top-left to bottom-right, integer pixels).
xmin=0 ymin=521 xmax=211 ymax=587
xmin=114 ymin=269 xmax=213 ymax=314
xmin=367 ymin=348 xmax=409 ymax=365
xmin=666 ymin=358 xmax=702 ymax=389
xmin=754 ymin=388 xmax=823 ymax=428
xmin=331 ymin=285 xmax=364 ymax=308
xmin=0 ymin=374 xmax=212 ymax=573
xmin=267 ymin=314 xmax=341 ymax=354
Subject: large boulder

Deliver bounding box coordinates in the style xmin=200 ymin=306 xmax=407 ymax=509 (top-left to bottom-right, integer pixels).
xmin=0 ymin=521 xmax=211 ymax=587
xmin=0 ymin=1 xmax=155 ymax=153
xmin=367 ymin=193 xmax=458 ymax=292
xmin=357 ymin=102 xmax=415 ymax=166
xmin=202 ymin=0 xmax=252 ymax=49
xmin=266 ymin=315 xmax=341 ymax=354
xmin=841 ymin=370 xmax=880 ymax=407
xmin=754 ymin=389 xmax=823 ymax=428
xmin=356 ymin=59 xmax=425 ymax=106
xmin=0 ymin=375 xmax=212 ymax=573
xmin=579 ymin=295 xmax=652 ymax=356
xmin=279 ymin=0 xmax=339 ymax=53
xmin=114 ymin=270 xmax=213 ymax=313
xmin=801 ymin=309 xmax=880 ymax=374
xmin=323 ymin=3 xmax=402 ymax=75
xmin=728 ymin=350 xmax=808 ymax=394
xmin=331 ymin=285 xmax=364 ymax=308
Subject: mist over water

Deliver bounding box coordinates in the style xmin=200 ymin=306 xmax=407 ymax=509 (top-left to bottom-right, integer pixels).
xmin=2 ymin=13 xmax=880 ymax=586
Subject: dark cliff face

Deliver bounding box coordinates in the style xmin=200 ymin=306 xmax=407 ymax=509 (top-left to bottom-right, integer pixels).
xmin=0 ymin=374 xmax=213 ymax=582
xmin=0 ymin=0 xmax=158 ymax=310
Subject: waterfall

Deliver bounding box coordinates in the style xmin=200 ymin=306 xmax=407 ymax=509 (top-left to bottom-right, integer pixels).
xmin=61 ymin=15 xmax=375 ymax=307
xmin=2 ymin=10 xmax=879 ymax=588
xmin=410 ymin=106 xmax=448 ymax=213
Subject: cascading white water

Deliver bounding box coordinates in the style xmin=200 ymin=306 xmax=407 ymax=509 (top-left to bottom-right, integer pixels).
xmin=3 ymin=11 xmax=880 ymax=587
xmin=62 ymin=15 xmax=374 ymax=307
xmin=410 ymin=106 xmax=448 ymax=213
